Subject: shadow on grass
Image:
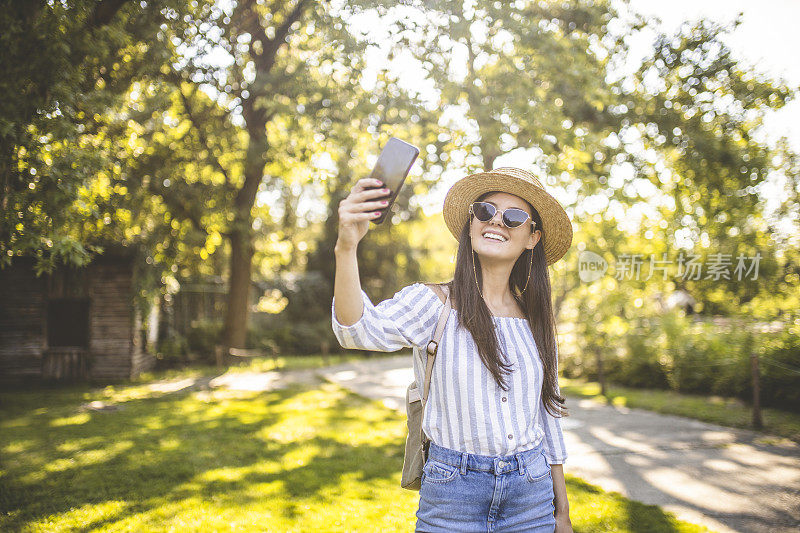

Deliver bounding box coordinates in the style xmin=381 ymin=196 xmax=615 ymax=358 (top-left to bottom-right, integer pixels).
xmin=561 ymin=477 xmax=687 ymax=533
xmin=0 ymin=382 xmax=406 ymax=530
xmin=3 ymin=370 xmax=745 ymax=532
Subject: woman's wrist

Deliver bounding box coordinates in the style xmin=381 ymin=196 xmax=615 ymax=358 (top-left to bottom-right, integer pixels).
xmin=334 ymin=239 xmax=357 ymax=255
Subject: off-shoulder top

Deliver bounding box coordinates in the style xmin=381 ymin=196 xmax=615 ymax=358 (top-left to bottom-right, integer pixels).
xmin=331 ymin=282 xmax=567 ymax=464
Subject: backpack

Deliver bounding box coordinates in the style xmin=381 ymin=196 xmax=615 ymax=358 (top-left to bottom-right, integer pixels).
xmin=400 ymin=284 xmax=452 ymax=490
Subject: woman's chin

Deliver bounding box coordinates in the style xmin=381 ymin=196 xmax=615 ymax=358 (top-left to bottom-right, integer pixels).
xmin=475 ymin=246 xmax=516 ymax=262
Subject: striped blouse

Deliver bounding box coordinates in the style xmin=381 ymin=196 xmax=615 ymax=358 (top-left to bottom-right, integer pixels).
xmin=330 ymin=282 xmax=568 ymax=465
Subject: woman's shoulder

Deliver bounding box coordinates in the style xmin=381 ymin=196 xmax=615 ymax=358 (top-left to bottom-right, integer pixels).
xmin=393 ymin=281 xmax=448 ymax=306
xmin=420 ymin=282 xmax=449 ymax=304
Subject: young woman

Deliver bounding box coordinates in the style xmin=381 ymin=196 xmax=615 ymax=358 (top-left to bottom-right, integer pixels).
xmin=332 ymin=167 xmax=573 ymax=532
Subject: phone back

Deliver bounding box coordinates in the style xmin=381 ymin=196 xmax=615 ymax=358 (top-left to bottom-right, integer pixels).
xmin=368 ymin=137 xmax=420 ymax=224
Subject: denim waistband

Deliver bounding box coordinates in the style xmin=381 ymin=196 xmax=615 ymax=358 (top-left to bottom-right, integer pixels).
xmin=426 ymin=440 xmax=546 ymax=476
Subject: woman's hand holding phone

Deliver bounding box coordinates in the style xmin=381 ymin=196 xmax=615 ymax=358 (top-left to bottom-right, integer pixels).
xmin=335 ymin=177 xmax=390 ymax=252
xmin=333 ymin=138 xmax=415 ymax=326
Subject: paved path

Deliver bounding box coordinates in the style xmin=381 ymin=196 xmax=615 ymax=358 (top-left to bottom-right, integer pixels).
xmin=318 ymin=355 xmax=800 ymax=533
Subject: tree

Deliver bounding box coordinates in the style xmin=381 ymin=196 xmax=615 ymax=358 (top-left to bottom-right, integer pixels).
xmin=0 ymin=0 xmax=193 ymax=273
xmin=621 ymin=15 xmax=799 ymax=318
xmin=157 ymin=0 xmax=437 ymax=350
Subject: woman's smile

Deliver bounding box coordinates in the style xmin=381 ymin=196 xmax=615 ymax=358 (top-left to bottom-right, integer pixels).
xmin=482 ymin=231 xmax=508 ymax=243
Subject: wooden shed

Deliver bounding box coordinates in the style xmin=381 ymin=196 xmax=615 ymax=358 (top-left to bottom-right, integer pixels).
xmin=0 ymin=246 xmax=154 ymax=385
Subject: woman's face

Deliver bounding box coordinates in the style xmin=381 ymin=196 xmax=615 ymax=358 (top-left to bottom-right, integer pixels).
xmin=469 ymin=191 xmax=541 ymax=263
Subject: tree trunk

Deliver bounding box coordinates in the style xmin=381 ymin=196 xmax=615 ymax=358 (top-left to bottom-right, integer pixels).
xmin=219 ymin=0 xmax=312 ymax=355
xmin=221 ymin=109 xmax=267 ymax=351
xmin=596 ymin=345 xmax=607 ymax=397
xmin=222 ymin=215 xmax=254 ymax=351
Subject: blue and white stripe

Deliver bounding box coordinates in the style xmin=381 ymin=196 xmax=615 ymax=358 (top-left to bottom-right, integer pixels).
xmin=331 ymin=282 xmax=568 ymax=464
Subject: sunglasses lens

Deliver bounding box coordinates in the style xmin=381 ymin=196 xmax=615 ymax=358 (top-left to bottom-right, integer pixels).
xmin=472 ymin=202 xmax=531 ymax=228
xmin=503 ymin=208 xmax=530 ymax=228
xmin=472 ymin=202 xmax=496 ymax=221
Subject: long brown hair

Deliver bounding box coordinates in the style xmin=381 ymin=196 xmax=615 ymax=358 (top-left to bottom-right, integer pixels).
xmin=431 ymin=191 xmax=567 ymax=418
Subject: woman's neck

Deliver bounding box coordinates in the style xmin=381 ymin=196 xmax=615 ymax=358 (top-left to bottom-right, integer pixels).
xmin=480 ymin=262 xmax=518 ymax=312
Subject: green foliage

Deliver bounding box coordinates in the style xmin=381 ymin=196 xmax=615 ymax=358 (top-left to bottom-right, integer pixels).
xmin=404 ymin=0 xmax=633 ymax=177
xmin=621 ymin=15 xmax=800 ymax=319
xmin=249 ymin=314 xmax=341 ymax=356
xmin=155 ymin=333 xmax=189 ymax=369
xmin=565 ymin=312 xmax=800 ymax=412
xmin=0 ymin=0 xmax=198 ymax=272
xmin=186 ymin=319 xmax=224 ymax=363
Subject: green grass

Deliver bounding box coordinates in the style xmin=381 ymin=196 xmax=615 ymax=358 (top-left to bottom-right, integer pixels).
xmin=0 ymin=358 xmax=714 ymax=532
xmin=560 ymin=378 xmax=800 ymax=444
xmin=131 ymin=352 xmax=393 ymax=385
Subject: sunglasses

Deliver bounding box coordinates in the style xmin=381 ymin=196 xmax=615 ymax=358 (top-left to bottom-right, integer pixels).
xmin=469 ymin=201 xmax=536 ymax=229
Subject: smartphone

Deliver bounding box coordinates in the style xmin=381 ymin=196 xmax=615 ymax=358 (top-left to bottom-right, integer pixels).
xmin=366 ymin=137 xmax=420 ymax=224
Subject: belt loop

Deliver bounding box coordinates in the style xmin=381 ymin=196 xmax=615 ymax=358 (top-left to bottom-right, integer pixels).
xmin=460 ymin=452 xmax=468 ymax=475
xmin=515 ymin=452 xmax=525 ymax=475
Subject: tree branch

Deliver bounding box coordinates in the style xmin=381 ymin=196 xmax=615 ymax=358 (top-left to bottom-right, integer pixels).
xmin=146 ymin=179 xmax=210 ymax=237
xmin=178 ymin=87 xmax=233 ymax=189
xmin=88 ymin=0 xmax=131 ymax=30
xmin=255 ymin=0 xmax=310 ymax=74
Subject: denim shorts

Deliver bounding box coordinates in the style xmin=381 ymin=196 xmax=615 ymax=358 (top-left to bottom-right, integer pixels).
xmin=415 ymin=440 xmax=556 ymax=532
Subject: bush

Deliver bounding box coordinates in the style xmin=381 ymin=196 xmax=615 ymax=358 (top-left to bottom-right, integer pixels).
xmin=759 ymin=329 xmax=800 ymax=410
xmin=185 ymin=319 xmax=224 ymax=363
xmin=570 ymin=309 xmax=800 ymax=413
xmin=155 ymin=313 xmax=346 ymax=368
xmin=706 ymin=329 xmax=751 ymax=399
xmin=155 ymin=334 xmax=189 ymax=369
xmin=248 ymin=314 xmax=342 ymax=356
xmin=615 ymin=329 xmax=670 ymax=389
xmin=673 ymin=329 xmax=729 ymax=394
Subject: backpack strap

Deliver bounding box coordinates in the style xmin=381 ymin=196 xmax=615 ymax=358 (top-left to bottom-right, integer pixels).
xmin=420 ymin=285 xmax=451 ymax=446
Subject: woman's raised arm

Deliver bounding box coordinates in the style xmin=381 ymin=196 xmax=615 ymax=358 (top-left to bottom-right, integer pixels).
xmin=333 ymin=176 xmax=390 ymax=326
xmin=331 ymin=283 xmax=443 ymax=352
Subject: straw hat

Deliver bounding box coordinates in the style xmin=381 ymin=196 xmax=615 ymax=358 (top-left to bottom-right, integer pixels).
xmin=442 ymin=167 xmax=573 ymax=266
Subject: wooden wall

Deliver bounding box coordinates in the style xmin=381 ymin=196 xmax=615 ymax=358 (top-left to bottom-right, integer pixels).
xmin=87 ymin=258 xmax=135 ymax=380
xmin=0 ymin=257 xmax=46 ymax=382
xmin=0 ymin=253 xmax=155 ymax=385
xmin=44 ymin=261 xmax=91 ymax=381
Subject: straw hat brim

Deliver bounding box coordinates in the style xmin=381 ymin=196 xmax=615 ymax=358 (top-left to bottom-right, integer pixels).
xmin=443 ymin=169 xmax=573 ymax=266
